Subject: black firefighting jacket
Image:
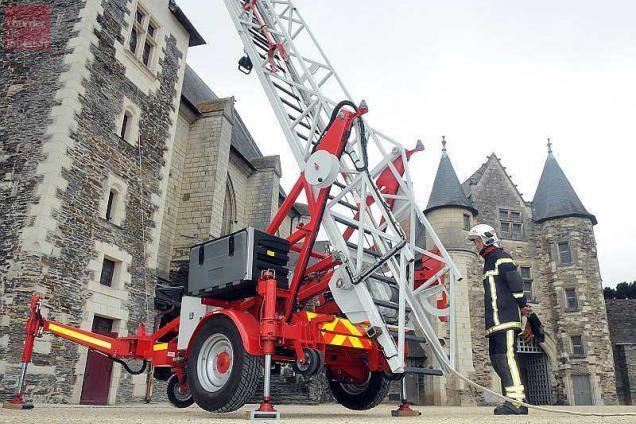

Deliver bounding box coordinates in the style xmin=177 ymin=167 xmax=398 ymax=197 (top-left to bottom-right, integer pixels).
xmin=482 ymin=247 xmax=528 ymax=336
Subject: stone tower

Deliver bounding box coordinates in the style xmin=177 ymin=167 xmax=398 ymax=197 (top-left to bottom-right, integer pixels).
xmin=531 ymin=142 xmax=617 ymax=405
xmin=424 ymin=138 xmax=478 ymax=405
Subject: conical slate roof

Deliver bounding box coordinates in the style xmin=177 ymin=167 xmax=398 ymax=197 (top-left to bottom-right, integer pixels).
xmin=425 ymin=141 xmax=477 ymax=215
xmin=532 ymin=149 xmax=597 ymax=225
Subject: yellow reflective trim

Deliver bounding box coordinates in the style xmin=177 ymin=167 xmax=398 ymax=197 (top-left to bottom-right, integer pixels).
xmin=506 ymin=330 xmax=523 ymax=389
xmin=153 ymin=343 xmax=168 ymax=351
xmin=484 ymin=258 xmax=516 ymax=278
xmin=489 ymin=276 xmax=500 ymax=326
xmin=330 ymin=334 xmax=347 ymax=345
xmin=321 ymin=319 xmax=338 ymax=332
xmin=340 ymin=319 xmax=362 ymax=337
xmin=306 ymin=312 xmax=317 ymax=320
xmin=348 ymin=336 xmax=364 ymax=349
xmin=48 ymin=323 xmax=112 ymax=349
xmin=485 ymin=321 xmax=522 ymax=336
xmin=266 ymin=250 xmax=275 ymax=257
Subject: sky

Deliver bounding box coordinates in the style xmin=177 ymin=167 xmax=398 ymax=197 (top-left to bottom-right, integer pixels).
xmin=178 ymin=0 xmax=635 ymax=287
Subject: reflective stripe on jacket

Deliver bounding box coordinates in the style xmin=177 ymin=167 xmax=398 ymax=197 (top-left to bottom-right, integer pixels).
xmin=482 ymin=248 xmax=528 ymax=336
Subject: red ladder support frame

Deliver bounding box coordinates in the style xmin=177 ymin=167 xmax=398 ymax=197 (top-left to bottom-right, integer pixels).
xmin=2 ymin=101 xmax=443 ymax=411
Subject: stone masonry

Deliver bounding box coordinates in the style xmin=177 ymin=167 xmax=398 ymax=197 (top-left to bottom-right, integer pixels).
xmin=419 ymin=146 xmax=617 ymax=406
xmin=0 ymin=0 xmax=197 ymax=404
xmin=605 ymin=299 xmax=636 ymax=404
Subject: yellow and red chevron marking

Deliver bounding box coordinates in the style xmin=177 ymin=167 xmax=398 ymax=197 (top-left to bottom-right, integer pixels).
xmin=305 ymin=312 xmax=372 ymax=349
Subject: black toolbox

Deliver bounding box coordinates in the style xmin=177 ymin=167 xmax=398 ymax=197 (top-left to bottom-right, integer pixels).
xmin=187 ymin=227 xmax=290 ymax=300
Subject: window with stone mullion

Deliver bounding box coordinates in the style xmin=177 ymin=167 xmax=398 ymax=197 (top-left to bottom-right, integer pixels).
xmin=129 ymin=5 xmax=157 ymax=68
xmin=499 ymin=208 xmax=524 ymax=240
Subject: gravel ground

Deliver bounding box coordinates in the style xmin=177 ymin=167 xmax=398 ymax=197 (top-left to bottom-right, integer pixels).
xmin=1 ymin=403 xmax=635 ymax=424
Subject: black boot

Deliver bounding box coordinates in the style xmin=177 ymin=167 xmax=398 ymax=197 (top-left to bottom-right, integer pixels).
xmin=490 ymin=353 xmax=528 ymax=415
xmin=494 ymin=402 xmax=528 ymax=415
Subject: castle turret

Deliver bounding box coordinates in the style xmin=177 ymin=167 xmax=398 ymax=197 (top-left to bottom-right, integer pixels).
xmin=532 ymin=140 xmax=616 ymax=405
xmin=423 ymin=137 xmax=478 ymax=406
xmin=532 ymin=140 xmax=597 ymax=225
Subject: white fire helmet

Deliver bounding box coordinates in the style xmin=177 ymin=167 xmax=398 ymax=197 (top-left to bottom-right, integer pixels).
xmin=466 ymin=224 xmax=501 ymax=248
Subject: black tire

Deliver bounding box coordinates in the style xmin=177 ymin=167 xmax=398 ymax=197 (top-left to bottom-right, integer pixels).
xmin=167 ymin=375 xmax=194 ymax=408
xmin=186 ymin=316 xmax=261 ymax=412
xmin=327 ymin=369 xmax=391 ymax=410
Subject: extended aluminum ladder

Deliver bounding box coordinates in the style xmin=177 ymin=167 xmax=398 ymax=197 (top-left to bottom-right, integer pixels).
xmin=224 ymin=0 xmax=462 ymax=374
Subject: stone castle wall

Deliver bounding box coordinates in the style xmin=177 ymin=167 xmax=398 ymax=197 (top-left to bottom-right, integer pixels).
xmin=605 ymin=298 xmax=636 ymax=404
xmin=1 ymin=0 xmax=190 ymax=403
xmin=0 ymin=0 xmax=87 ymax=401
xmin=537 ymin=217 xmax=616 ymax=405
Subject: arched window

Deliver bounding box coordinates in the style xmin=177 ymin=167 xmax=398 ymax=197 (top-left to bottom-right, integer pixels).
xmin=221 ymin=177 xmax=236 ymax=236
xmin=105 ymin=188 xmax=118 ymax=222
xmin=101 ymin=176 xmax=128 ymax=226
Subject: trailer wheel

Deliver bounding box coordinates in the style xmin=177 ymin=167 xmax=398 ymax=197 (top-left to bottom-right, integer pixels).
xmin=187 ymin=316 xmax=261 ymax=412
xmin=167 ymin=375 xmax=194 ymax=408
xmin=327 ymin=369 xmax=391 ymax=410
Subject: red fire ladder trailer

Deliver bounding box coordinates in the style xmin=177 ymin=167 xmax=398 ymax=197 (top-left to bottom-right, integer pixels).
xmin=4 ymin=0 xmax=463 ymax=419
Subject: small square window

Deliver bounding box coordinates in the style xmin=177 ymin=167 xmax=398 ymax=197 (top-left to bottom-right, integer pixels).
xmin=463 ymin=214 xmax=471 ymax=231
xmin=571 ymin=335 xmax=585 ymax=357
xmin=129 ymin=27 xmax=138 ymax=53
xmin=512 ymin=223 xmax=523 ymax=239
xmin=100 ymin=258 xmax=116 ymax=287
xmin=135 ymin=9 xmax=145 ymax=25
xmin=511 ymin=211 xmax=521 ymax=222
xmin=523 ymin=281 xmax=533 ymax=300
xmin=558 ymin=241 xmax=572 ymax=264
xmin=120 ymin=111 xmax=130 ymax=139
xmin=501 ymin=222 xmax=510 ymax=234
xmin=565 ymin=288 xmax=578 ymax=310
xmin=105 ymin=190 xmax=116 ymax=222
xmin=142 ymin=41 xmax=153 ymax=66
xmin=520 ymin=266 xmax=531 ymax=280
xmin=499 ymin=209 xmax=509 ymax=220
xmin=147 ymin=23 xmax=156 ymax=38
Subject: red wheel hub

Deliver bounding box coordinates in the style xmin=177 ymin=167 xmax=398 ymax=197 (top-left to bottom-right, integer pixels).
xmin=216 ymin=351 xmax=231 ymax=374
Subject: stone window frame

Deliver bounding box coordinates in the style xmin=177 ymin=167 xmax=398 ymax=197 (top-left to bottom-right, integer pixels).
xmin=557 ymin=240 xmax=573 ymax=266
xmin=116 ymin=98 xmax=140 ymax=146
xmin=99 ymin=174 xmax=129 ymax=227
xmin=86 ymin=241 xmax=132 ymax=299
xmin=462 ymin=213 xmax=471 ymax=231
xmin=518 ymin=264 xmax=535 ymax=303
xmin=569 ymin=333 xmax=587 ymax=359
xmin=563 ymin=287 xmax=580 ymax=312
xmin=498 ymin=208 xmax=524 ymax=240
xmin=126 ymin=1 xmax=161 ymax=73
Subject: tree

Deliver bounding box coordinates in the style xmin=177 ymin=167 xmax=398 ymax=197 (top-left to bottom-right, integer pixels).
xmin=604 ymin=281 xmax=636 ymax=299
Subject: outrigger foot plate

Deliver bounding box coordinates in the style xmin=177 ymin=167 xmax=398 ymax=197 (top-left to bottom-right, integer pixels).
xmin=248 ymin=410 xmax=280 ymax=420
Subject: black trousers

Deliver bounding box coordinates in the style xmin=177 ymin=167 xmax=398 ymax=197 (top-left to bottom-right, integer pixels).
xmin=488 ymin=329 xmax=525 ymax=403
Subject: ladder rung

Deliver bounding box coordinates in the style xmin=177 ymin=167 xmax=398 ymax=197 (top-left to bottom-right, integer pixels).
xmin=368 ymin=272 xmax=396 ymax=285
xmin=273 ymin=82 xmax=301 ymax=102
xmin=333 ymin=215 xmax=373 ymax=235
xmin=373 ymin=299 xmax=411 ymax=312
xmin=403 ymin=367 xmax=443 ymax=376
xmin=280 ymin=96 xmax=304 ymax=114
xmin=329 ymin=195 xmax=359 ymax=211
xmin=345 ymin=241 xmax=381 ymax=258
xmin=288 ymin=114 xmax=312 ymax=131
xmin=389 ymin=332 xmax=429 ymax=345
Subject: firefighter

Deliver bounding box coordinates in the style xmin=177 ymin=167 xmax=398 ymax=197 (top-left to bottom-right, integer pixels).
xmin=467 ymin=224 xmax=531 ymax=415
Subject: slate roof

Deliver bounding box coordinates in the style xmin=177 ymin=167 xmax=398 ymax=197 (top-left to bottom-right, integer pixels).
xmin=169 ymin=1 xmax=206 ymax=47
xmin=181 ymin=65 xmax=262 ymax=161
xmin=181 ymin=65 xmax=218 ymax=108
xmin=426 ymin=149 xmax=478 ymax=215
xmin=532 ymin=152 xmax=597 ymax=225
